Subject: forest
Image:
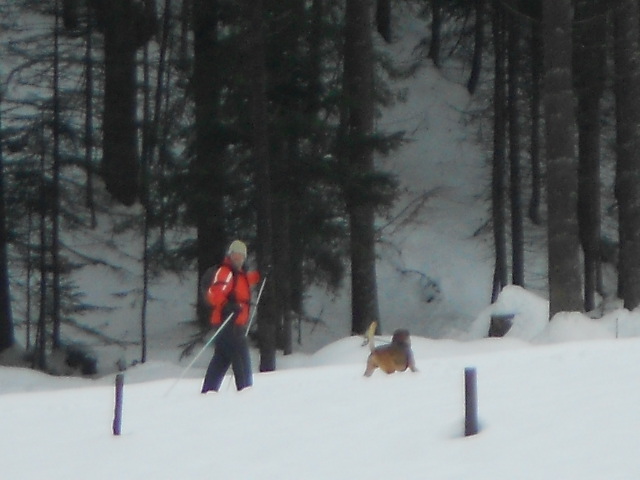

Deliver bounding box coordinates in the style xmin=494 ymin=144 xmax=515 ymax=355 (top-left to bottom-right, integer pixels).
xmin=1 ymin=0 xmax=639 ymax=374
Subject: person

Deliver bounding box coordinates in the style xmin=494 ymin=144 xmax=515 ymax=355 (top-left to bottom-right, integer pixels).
xmin=201 ymin=240 xmax=260 ymax=393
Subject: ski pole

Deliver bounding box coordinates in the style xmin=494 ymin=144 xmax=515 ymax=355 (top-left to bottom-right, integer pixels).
xmin=245 ymin=274 xmax=267 ymax=336
xmin=164 ymin=312 xmax=234 ymax=397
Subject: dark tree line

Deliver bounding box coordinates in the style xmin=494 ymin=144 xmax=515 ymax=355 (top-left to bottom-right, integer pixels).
xmin=449 ymin=0 xmax=640 ymax=318
xmin=0 ymin=0 xmax=396 ymax=371
xmin=3 ymin=0 xmax=640 ymax=371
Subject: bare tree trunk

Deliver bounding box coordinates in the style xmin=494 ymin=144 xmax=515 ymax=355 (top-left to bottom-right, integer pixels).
xmin=25 ymin=212 xmax=34 ymax=349
xmin=613 ymin=0 xmax=640 ymax=309
xmin=51 ymin=0 xmax=62 ymax=350
xmin=84 ymin=11 xmax=97 ymax=228
xmin=344 ymin=0 xmax=380 ymax=335
xmin=542 ymin=0 xmax=583 ymax=317
xmin=376 ymin=0 xmax=391 ymax=43
xmin=272 ymin=145 xmax=293 ymax=355
xmin=245 ymin=0 xmax=277 ymax=371
xmin=0 ymin=92 xmax=14 ymax=353
xmin=36 ymin=131 xmax=48 ymax=370
xmin=140 ymin=44 xmax=152 ymax=364
xmin=574 ymin=0 xmax=605 ymax=311
xmin=428 ymin=0 xmax=441 ymax=67
xmin=139 ymin=0 xmax=169 ymax=363
xmin=96 ymin=0 xmax=141 ymax=206
xmin=467 ymin=0 xmax=485 ymax=94
xmin=152 ymin=0 xmax=172 ymax=246
xmin=179 ymin=0 xmax=190 ymax=68
xmin=528 ymin=2 xmax=543 ymax=225
xmin=192 ymin=0 xmax=226 ymax=326
xmin=491 ymin=4 xmax=507 ymax=302
xmin=508 ymin=9 xmax=523 ymax=287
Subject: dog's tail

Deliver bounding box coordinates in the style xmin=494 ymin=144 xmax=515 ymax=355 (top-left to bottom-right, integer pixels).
xmin=363 ymin=321 xmax=377 ymax=352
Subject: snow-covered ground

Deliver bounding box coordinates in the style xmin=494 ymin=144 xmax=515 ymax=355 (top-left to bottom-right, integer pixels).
xmin=4 ymin=320 xmax=640 ymax=480
xmin=3 ymin=5 xmax=640 ymax=479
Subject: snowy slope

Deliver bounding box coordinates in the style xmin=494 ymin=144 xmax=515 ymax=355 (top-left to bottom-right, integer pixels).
xmin=3 ymin=334 xmax=640 ymax=480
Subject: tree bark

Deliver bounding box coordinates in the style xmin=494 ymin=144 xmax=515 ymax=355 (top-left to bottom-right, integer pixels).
xmin=542 ymin=0 xmax=583 ymax=316
xmin=613 ymin=0 xmax=640 ymax=309
xmin=191 ymin=0 xmax=227 ymax=326
xmin=245 ymin=0 xmax=277 ymax=371
xmin=528 ymin=1 xmax=543 ymax=226
xmin=491 ymin=4 xmax=507 ymax=302
xmin=428 ymin=0 xmax=441 ymax=67
xmin=467 ymin=0 xmax=485 ymax=94
xmin=0 ymin=92 xmax=14 ymax=353
xmin=96 ymin=0 xmax=141 ymax=206
xmin=51 ymin=0 xmax=62 ymax=350
xmin=574 ymin=0 xmax=605 ymax=311
xmin=84 ymin=11 xmax=97 ymax=228
xmin=508 ymin=7 xmax=523 ymax=287
xmin=376 ymin=0 xmax=391 ymax=43
xmin=344 ymin=0 xmax=380 ymax=334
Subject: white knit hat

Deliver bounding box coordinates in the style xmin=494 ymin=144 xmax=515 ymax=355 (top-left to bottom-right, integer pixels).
xmin=227 ymin=239 xmax=247 ymax=258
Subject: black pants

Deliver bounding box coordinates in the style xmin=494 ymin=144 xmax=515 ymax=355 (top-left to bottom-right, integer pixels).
xmin=201 ymin=323 xmax=252 ymax=392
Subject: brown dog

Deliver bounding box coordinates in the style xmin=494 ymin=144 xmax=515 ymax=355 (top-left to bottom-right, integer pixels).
xmin=363 ymin=321 xmax=418 ymax=377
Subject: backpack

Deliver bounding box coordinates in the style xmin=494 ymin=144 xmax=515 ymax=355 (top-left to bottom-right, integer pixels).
xmin=199 ymin=264 xmax=237 ymax=308
xmin=199 ymin=265 xmax=217 ymax=308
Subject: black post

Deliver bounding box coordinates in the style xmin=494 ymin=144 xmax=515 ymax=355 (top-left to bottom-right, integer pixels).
xmin=113 ymin=373 xmax=124 ymax=435
xmin=464 ymin=367 xmax=478 ymax=436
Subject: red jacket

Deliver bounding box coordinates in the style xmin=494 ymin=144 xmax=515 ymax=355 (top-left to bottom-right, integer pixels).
xmin=206 ymin=258 xmax=260 ymax=326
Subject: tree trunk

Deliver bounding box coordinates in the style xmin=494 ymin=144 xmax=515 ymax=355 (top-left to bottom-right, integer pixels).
xmin=376 ymin=0 xmax=391 ymax=43
xmin=428 ymin=0 xmax=441 ymax=67
xmin=508 ymin=7 xmax=523 ymax=287
xmin=613 ymin=0 xmax=640 ymax=310
xmin=344 ymin=0 xmax=380 ymax=335
xmin=36 ymin=134 xmax=48 ymax=370
xmin=245 ymin=0 xmax=277 ymax=371
xmin=491 ymin=4 xmax=507 ymax=302
xmin=574 ymin=0 xmax=605 ymax=312
xmin=97 ymin=0 xmax=140 ymax=206
xmin=542 ymin=0 xmax=583 ymax=317
xmin=140 ymin=43 xmax=152 ymax=364
xmin=152 ymin=0 xmax=172 ymax=246
xmin=467 ymin=0 xmax=485 ymax=94
xmin=0 ymin=92 xmax=14 ymax=353
xmin=528 ymin=1 xmax=543 ymax=226
xmin=288 ymin=0 xmax=323 ymax=316
xmin=192 ymin=0 xmax=227 ymax=326
xmin=179 ymin=0 xmax=190 ymax=68
xmin=51 ymin=0 xmax=62 ymax=350
xmin=84 ymin=12 xmax=97 ymax=228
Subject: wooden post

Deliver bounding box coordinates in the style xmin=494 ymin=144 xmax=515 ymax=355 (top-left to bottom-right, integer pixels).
xmin=113 ymin=373 xmax=124 ymax=436
xmin=464 ymin=367 xmax=478 ymax=436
